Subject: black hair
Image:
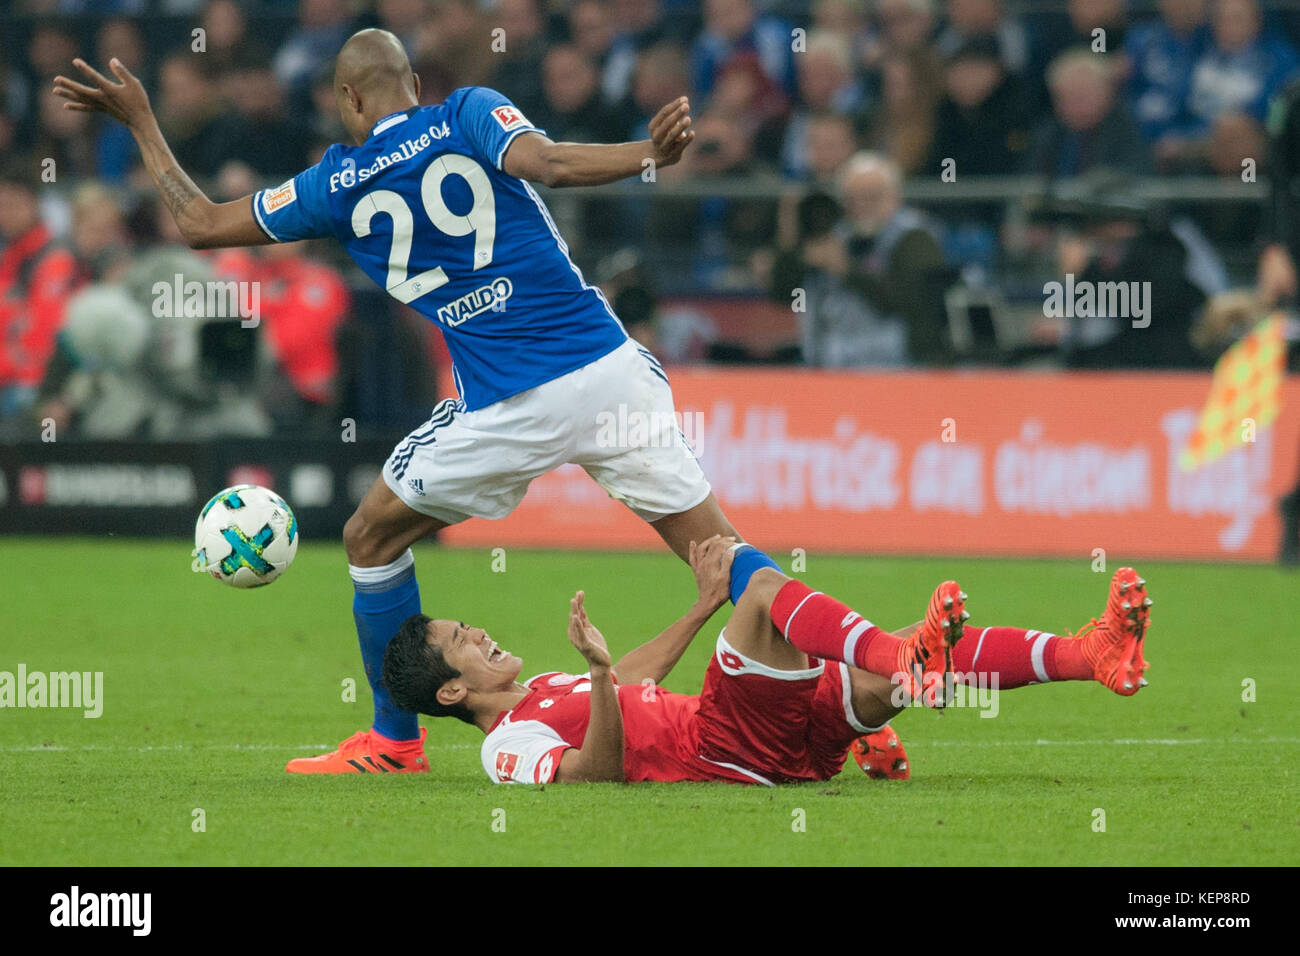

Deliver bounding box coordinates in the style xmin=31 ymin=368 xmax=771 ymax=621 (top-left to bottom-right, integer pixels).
xmin=0 ymin=156 xmax=40 ymax=193
xmin=382 ymin=614 xmax=476 ymax=725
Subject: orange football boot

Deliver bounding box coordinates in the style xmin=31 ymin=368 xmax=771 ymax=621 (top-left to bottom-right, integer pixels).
xmin=850 ymin=726 xmax=910 ymax=780
xmin=897 ymin=581 xmax=969 ymax=708
xmin=1068 ymin=567 xmax=1152 ymax=696
xmin=286 ymin=727 xmax=429 ymax=774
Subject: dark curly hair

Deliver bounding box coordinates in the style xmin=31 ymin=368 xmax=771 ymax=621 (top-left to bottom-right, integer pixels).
xmin=382 ymin=614 xmax=475 ymax=724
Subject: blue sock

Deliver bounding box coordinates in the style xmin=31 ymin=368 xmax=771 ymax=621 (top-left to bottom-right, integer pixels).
xmin=350 ymin=549 xmax=421 ymax=741
xmin=728 ymin=544 xmax=782 ymax=605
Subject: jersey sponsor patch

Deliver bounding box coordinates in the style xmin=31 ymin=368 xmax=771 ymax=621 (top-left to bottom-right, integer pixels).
xmin=491 ymin=105 xmax=529 ymax=131
xmin=262 ymin=180 xmax=297 ymax=213
xmin=495 ymin=751 xmax=519 ymax=781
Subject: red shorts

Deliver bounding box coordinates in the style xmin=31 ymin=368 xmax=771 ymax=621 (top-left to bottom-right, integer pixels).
xmin=688 ymin=629 xmax=884 ymax=785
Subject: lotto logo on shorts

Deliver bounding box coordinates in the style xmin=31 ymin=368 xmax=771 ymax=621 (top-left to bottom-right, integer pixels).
xmin=492 ymin=106 xmax=528 ymax=131
xmin=495 ymin=752 xmax=519 ymax=781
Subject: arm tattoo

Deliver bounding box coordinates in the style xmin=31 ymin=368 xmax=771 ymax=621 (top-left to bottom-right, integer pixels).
xmin=135 ymin=126 xmax=208 ymax=229
xmin=157 ymin=167 xmax=200 ymax=219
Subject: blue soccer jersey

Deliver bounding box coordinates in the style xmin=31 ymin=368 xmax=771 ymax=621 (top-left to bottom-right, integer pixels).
xmin=251 ymin=87 xmax=628 ymax=410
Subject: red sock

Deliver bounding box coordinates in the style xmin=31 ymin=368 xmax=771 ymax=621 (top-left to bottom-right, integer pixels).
xmin=769 ymin=580 xmax=903 ymax=678
xmin=951 ymin=626 xmax=1093 ymax=687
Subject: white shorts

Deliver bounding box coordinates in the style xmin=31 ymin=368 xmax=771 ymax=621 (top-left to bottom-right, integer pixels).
xmin=382 ymin=338 xmax=712 ymax=525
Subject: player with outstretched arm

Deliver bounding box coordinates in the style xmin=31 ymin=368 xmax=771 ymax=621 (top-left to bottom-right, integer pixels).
xmin=381 ymin=536 xmax=1153 ymax=786
xmin=53 ymin=30 xmax=798 ymax=774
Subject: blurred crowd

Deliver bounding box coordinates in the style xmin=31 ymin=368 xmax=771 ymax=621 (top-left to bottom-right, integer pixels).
xmin=2 ymin=0 xmax=1299 ymax=440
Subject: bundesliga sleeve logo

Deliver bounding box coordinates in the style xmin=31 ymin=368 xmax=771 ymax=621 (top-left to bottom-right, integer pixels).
xmin=495 ymin=751 xmax=519 ymax=781
xmin=491 ymin=105 xmax=529 ymax=131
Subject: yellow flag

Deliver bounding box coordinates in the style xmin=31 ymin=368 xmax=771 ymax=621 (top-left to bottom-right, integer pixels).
xmin=1179 ymin=314 xmax=1285 ymax=471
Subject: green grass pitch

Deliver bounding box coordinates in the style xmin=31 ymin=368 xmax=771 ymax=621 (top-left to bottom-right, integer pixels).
xmin=1 ymin=537 xmax=1295 ymax=866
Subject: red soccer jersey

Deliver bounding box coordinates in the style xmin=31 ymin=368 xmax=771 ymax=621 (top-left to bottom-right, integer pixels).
xmin=481 ymin=671 xmax=723 ymax=784
xmin=482 ymin=635 xmax=867 ymax=787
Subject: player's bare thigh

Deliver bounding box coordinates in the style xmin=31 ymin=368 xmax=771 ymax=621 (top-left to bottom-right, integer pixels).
xmin=343 ymin=476 xmax=448 ymax=568
xmin=725 ymin=567 xmax=808 ymax=671
xmin=728 ymin=567 xmax=922 ymax=727
xmin=649 ymin=493 xmax=740 ymax=562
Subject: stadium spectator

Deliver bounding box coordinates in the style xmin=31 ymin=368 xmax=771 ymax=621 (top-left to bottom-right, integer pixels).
xmin=36 ymin=195 xmax=275 ymax=441
xmin=1125 ymin=0 xmax=1212 ymax=148
xmin=484 ymin=0 xmax=549 ymax=118
xmin=651 ymin=110 xmax=778 ymax=290
xmin=1056 ymin=205 xmax=1209 ymax=370
xmin=1261 ymin=77 xmax=1300 ymax=564
xmin=868 ymin=0 xmax=938 ymax=64
xmin=769 ymin=152 xmax=948 ymax=367
xmin=0 ymin=46 xmax=31 ymax=143
xmin=0 ymin=161 xmax=81 ymax=420
xmin=199 ymin=0 xmax=253 ymax=75
xmin=535 ymin=44 xmax=629 ymax=255
xmin=1186 ymin=110 xmax=1269 ymax=251
xmin=536 ymin=45 xmax=628 ymax=143
xmin=1026 ymin=49 xmax=1152 ymax=177
xmin=223 ymin=54 xmax=313 ymax=180
xmin=25 ymin=21 xmax=78 ymax=82
xmin=691 ymin=0 xmax=796 ymax=100
xmin=95 ymin=17 xmax=148 ymax=80
xmin=413 ymin=0 xmax=494 ymax=101
xmin=800 ymin=112 xmax=858 ymax=189
xmin=1258 ymin=77 xmax=1300 ymax=308
xmin=779 ymin=30 xmax=867 ymax=179
xmin=309 ymin=64 xmax=349 ymax=145
xmin=601 ymin=0 xmax=671 ymax=105
xmin=709 ymin=51 xmax=789 ymax=161
xmin=209 ymin=242 xmax=348 ymax=428
xmin=377 ymin=0 xmax=432 ymax=57
xmin=925 ymin=34 xmax=1031 ymax=175
xmin=32 ymin=85 xmax=98 ymax=182
xmin=90 ymin=18 xmax=146 ymax=182
xmin=1185 ymin=0 xmax=1300 ymax=136
xmin=156 ymin=51 xmax=241 ymax=181
xmin=273 ymin=0 xmax=357 ymax=108
xmin=811 ymin=0 xmax=875 ymax=72
xmin=568 ymin=0 xmax=616 ymax=74
xmin=1208 ymin=110 xmax=1268 ymax=175
xmin=861 ymin=49 xmax=941 ymax=175
xmin=1068 ymin=0 xmax=1130 ymax=48
xmin=629 ymin=42 xmax=692 ymax=134
xmin=935 ymin=0 xmax=1030 ymax=76
xmin=68 ymin=182 xmax=132 ymax=282
xmin=1037 ymin=0 xmax=1131 ymax=63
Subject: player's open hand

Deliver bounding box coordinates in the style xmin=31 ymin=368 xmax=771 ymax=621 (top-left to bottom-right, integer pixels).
xmin=53 ymin=58 xmax=154 ymax=130
xmin=689 ymin=535 xmax=736 ymax=613
xmin=648 ymin=96 xmax=695 ymax=169
xmin=568 ymin=591 xmax=612 ymax=670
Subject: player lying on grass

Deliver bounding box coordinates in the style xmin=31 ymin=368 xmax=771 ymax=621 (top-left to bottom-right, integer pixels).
xmin=382 ymin=536 xmax=1153 ymax=785
xmin=55 ymin=31 xmax=795 ymax=775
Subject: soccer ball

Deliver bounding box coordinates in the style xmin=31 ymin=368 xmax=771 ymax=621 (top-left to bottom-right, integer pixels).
xmin=193 ymin=485 xmax=299 ymax=588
